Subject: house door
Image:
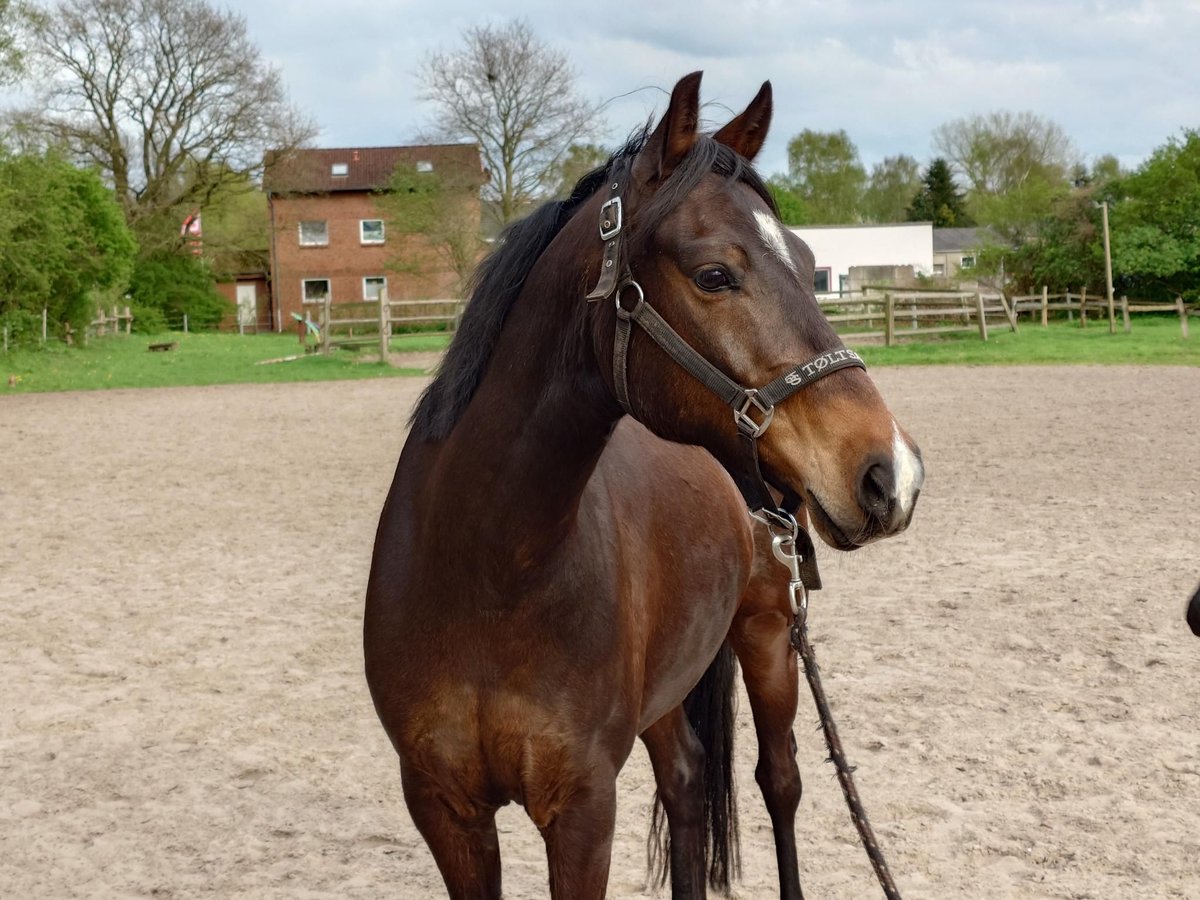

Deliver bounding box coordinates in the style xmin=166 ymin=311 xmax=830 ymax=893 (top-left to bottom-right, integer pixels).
xmin=236 ymin=283 xmax=257 ymax=330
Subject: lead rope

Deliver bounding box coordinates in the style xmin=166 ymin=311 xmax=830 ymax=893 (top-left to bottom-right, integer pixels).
xmin=761 ymin=512 xmax=904 ymax=900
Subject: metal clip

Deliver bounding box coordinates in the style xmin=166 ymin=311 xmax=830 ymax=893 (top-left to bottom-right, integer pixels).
xmin=771 ymin=530 xmax=809 ymax=620
xmin=599 ymin=197 xmax=623 ymax=240
xmin=733 ymin=389 xmax=775 ymax=438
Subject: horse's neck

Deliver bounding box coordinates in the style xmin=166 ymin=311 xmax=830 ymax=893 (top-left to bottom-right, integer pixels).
xmin=431 ymin=252 xmax=617 ymax=563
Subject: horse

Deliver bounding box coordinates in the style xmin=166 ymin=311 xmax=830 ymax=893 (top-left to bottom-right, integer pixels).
xmin=363 ymin=71 xmax=924 ymax=900
xmin=1188 ymin=584 xmax=1200 ymax=636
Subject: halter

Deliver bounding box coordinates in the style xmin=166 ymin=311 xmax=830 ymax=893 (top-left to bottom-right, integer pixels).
xmin=584 ymin=162 xmax=866 ymax=562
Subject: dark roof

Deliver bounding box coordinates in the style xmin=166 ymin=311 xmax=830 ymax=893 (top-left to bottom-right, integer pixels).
xmin=263 ymin=144 xmax=485 ymax=194
xmin=933 ymin=227 xmax=1001 ymax=252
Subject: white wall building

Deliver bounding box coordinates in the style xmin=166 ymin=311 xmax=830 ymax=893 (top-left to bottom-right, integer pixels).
xmin=789 ymin=222 xmax=934 ymax=293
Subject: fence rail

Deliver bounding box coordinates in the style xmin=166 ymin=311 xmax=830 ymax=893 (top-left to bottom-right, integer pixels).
xmin=316 ymin=293 xmax=464 ymax=356
xmin=1010 ymin=287 xmax=1196 ymax=335
xmin=816 ymin=289 xmax=1017 ymax=346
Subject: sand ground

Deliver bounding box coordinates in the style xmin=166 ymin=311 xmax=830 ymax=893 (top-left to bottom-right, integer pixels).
xmin=1 ymin=365 xmax=1197 ymax=898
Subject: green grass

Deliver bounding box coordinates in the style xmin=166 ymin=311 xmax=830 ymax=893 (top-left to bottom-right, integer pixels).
xmin=853 ymin=316 xmax=1200 ymax=367
xmin=0 ymin=331 xmax=452 ymax=394
xmin=2 ymin=316 xmax=1195 ymax=395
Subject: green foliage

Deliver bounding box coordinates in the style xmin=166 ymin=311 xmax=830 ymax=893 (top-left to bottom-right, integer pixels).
xmin=907 ymin=159 xmax=973 ymax=226
xmin=0 ymin=150 xmax=136 ymax=344
xmin=377 ymin=161 xmax=482 ymax=295
xmin=862 ymin=155 xmax=922 ymax=223
xmin=0 ymin=0 xmax=24 ymax=84
xmin=1109 ymin=130 xmax=1200 ymax=300
xmin=126 ymin=251 xmax=230 ymax=330
xmin=549 ymin=143 xmax=609 ymax=199
xmin=767 ymin=180 xmax=809 ymax=225
xmin=776 ymin=129 xmax=865 ymax=223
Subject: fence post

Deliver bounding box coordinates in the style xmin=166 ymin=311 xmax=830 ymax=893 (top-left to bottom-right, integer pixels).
xmin=322 ymin=294 xmax=332 ymax=353
xmin=379 ymin=288 xmax=390 ymax=360
xmin=1179 ymin=296 xmax=1189 ymax=339
xmin=998 ymin=292 xmax=1018 ymax=333
xmin=1120 ymin=296 xmax=1131 ymax=333
xmin=975 ymin=292 xmax=988 ymax=341
xmin=3 ymin=325 xmax=7 ymax=353
xmin=1079 ymin=287 xmax=1087 ymax=328
xmin=124 ymin=306 xmax=131 ymax=335
xmin=1041 ymin=286 xmax=1048 ymax=327
xmin=183 ymin=313 xmax=189 ymax=334
xmin=884 ymin=293 xmax=895 ymax=347
xmin=41 ymin=307 xmax=47 ymax=343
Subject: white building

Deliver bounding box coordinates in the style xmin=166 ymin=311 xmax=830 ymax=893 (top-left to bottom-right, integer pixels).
xmin=789 ymin=222 xmax=934 ymax=294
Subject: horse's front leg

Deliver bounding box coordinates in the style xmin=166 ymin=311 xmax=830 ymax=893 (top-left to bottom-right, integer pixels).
xmin=641 ymin=705 xmax=707 ymax=898
xmin=538 ymin=770 xmax=619 ymax=900
xmin=730 ymin=601 xmax=805 ymax=900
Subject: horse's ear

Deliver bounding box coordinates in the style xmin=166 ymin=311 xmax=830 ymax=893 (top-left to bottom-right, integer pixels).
xmin=712 ymin=81 xmax=772 ymax=162
xmin=633 ymin=71 xmax=703 ymax=185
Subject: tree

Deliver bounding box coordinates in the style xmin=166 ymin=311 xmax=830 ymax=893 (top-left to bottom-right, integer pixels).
xmin=549 ymin=143 xmax=609 ymax=200
xmin=767 ymin=180 xmax=809 ymax=226
xmin=1110 ymin=130 xmax=1200 ymax=300
xmin=0 ymin=0 xmax=23 ymax=85
xmin=377 ymin=160 xmax=485 ymax=297
xmin=14 ymin=0 xmax=314 ymax=240
xmin=862 ymin=154 xmax=922 ymax=223
xmin=933 ymin=111 xmax=1076 ymax=239
xmin=775 ymin=129 xmax=865 ymax=223
xmin=0 ymin=149 xmax=136 ymax=342
xmin=906 ymin=158 xmax=972 ymax=227
xmin=418 ymin=20 xmax=601 ymax=228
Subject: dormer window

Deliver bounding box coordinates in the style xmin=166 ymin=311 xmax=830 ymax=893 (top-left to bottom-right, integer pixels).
xmin=416 ymin=160 xmax=433 ymax=173
xmin=331 ymin=162 xmax=349 ymax=176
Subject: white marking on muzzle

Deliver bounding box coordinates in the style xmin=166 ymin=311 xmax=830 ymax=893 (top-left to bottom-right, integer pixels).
xmin=892 ymin=422 xmax=923 ymax=517
xmin=753 ymin=210 xmax=799 ymax=278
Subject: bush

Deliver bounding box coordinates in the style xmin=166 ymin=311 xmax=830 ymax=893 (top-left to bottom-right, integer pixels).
xmin=127 ymin=251 xmax=231 ymax=330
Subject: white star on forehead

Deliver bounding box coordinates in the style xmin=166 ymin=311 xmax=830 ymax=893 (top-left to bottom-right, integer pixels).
xmin=753 ymin=209 xmax=799 ymax=278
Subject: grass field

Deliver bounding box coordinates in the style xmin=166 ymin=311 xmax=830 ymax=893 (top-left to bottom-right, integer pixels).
xmin=1 ymin=317 xmax=1196 ymax=394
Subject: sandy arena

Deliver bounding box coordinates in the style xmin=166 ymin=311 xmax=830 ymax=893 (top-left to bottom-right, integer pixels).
xmin=1 ymin=365 xmax=1198 ymax=899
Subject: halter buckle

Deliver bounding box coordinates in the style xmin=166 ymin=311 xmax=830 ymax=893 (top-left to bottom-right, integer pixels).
xmin=734 ymin=389 xmax=774 ymax=438
xmin=599 ymin=197 xmax=623 ymax=240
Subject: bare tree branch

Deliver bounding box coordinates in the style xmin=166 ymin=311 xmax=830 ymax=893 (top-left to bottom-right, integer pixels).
xmin=418 ymin=19 xmax=602 ymax=227
xmin=13 ymin=0 xmax=316 ymax=239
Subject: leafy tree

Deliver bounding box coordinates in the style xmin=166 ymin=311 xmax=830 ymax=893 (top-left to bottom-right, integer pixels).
xmin=0 ymin=150 xmax=136 ymax=343
xmin=775 ymin=129 xmax=865 ymax=223
xmin=862 ymin=154 xmax=922 ymax=223
xmin=1110 ymin=130 xmax=1200 ymax=300
xmin=933 ymin=110 xmax=1076 ymax=239
xmin=13 ymin=0 xmax=314 ymax=241
xmin=549 ymin=143 xmax=609 ymax=199
xmin=126 ymin=250 xmax=228 ymax=331
xmin=377 ymin=160 xmax=485 ymax=297
xmin=767 ymin=180 xmax=809 ymax=226
xmin=419 ymin=20 xmax=601 ymax=228
xmin=906 ymin=158 xmax=973 ymax=226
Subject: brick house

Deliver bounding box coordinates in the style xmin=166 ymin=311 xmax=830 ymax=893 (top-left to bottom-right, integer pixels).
xmin=262 ymin=144 xmax=485 ymax=330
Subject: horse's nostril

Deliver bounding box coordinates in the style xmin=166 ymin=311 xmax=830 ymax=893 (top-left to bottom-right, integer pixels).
xmin=859 ymin=460 xmax=894 ymax=519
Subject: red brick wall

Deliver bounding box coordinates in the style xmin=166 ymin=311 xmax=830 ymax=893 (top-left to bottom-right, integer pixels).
xmin=268 ymin=191 xmax=470 ymax=328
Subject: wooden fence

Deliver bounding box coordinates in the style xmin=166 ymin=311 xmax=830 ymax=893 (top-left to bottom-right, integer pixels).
xmin=1010 ymin=287 xmax=1196 ymax=336
xmin=817 ymin=289 xmax=1017 ymax=346
xmin=317 ymin=292 xmax=464 ymax=356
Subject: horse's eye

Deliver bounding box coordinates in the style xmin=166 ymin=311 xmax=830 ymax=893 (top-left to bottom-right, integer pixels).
xmin=694 ymin=267 xmax=732 ymax=293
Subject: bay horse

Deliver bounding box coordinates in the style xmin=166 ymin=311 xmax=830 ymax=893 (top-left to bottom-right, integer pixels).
xmin=364 ymin=72 xmax=923 ymax=899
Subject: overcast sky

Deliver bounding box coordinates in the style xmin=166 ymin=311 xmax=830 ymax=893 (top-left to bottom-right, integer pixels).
xmin=181 ymin=1 xmax=1200 ymax=178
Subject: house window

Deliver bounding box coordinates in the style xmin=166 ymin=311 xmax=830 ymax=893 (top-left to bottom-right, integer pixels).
xmin=298 ymin=220 xmax=328 ymax=246
xmin=933 ymin=263 xmax=946 ymax=276
xmin=960 ymin=255 xmax=976 ymax=269
xmin=302 ymin=278 xmax=331 ymax=304
xmin=416 ymin=160 xmax=434 ymax=173
xmin=331 ymin=163 xmax=349 ymax=177
xmin=813 ymin=268 xmax=832 ymax=293
xmin=363 ymin=276 xmax=387 ymax=301
xmin=360 ymin=219 xmax=385 ymax=244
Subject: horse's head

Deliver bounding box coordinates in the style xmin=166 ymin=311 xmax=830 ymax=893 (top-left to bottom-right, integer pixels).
xmin=587 ymin=72 xmax=922 ymax=549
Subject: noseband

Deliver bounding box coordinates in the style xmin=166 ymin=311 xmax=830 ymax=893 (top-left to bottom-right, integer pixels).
xmin=584 ymin=162 xmax=866 ymax=548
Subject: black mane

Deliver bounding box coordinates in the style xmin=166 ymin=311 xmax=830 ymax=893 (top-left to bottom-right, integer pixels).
xmin=407 ymin=130 xmax=777 ymax=441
